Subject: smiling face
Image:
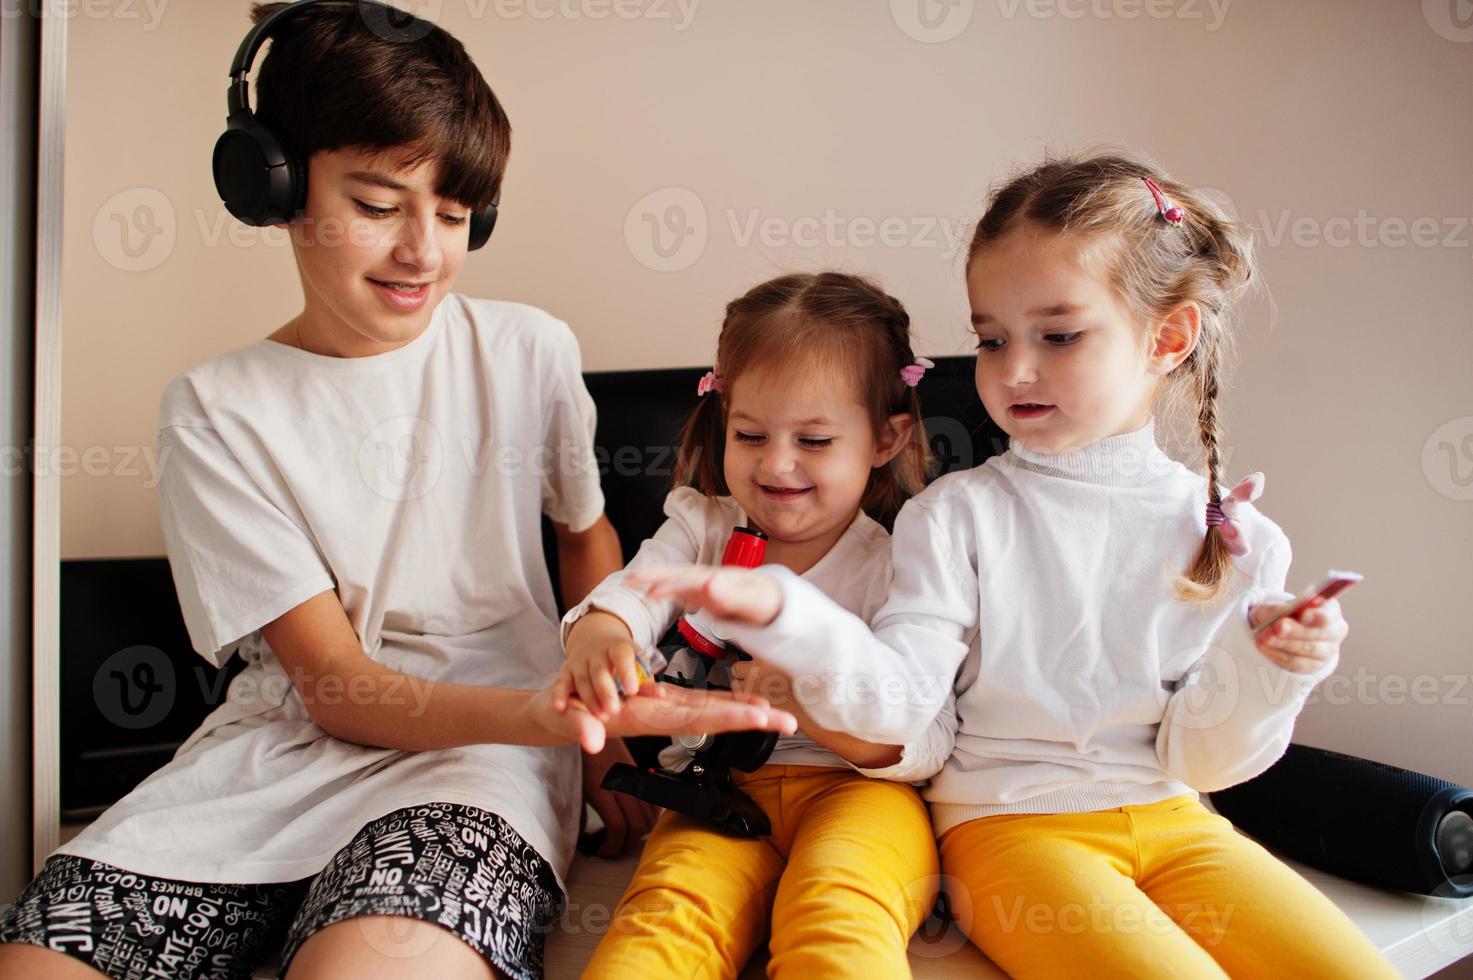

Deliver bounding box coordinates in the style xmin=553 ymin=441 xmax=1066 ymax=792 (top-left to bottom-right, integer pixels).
xmin=285 ymin=147 xmax=474 ymax=357
xmin=966 ymin=226 xmax=1168 ymax=454
xmin=722 ymin=364 xmax=894 ymax=566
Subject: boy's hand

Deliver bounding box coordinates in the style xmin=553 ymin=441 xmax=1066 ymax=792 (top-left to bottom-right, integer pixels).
xmin=582 ymin=738 xmax=660 ymax=857
xmin=625 ymin=566 xmax=783 ymax=627
xmin=551 ymin=633 xmax=654 ymax=721
xmin=528 ymin=683 xmax=797 ymax=755
xmin=1249 ymin=597 xmax=1347 ymax=674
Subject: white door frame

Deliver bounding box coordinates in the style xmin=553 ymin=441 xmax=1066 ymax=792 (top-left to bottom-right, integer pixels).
xmin=33 ymin=0 xmax=68 ymax=872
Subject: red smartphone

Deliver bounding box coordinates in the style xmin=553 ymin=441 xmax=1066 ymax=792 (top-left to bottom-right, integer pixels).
xmin=1254 ymin=570 xmax=1363 ymax=639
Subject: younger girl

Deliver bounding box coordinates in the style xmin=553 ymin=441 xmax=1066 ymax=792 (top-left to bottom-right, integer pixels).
xmin=634 ymin=155 xmax=1399 ymax=978
xmin=552 ymin=272 xmax=941 ymax=978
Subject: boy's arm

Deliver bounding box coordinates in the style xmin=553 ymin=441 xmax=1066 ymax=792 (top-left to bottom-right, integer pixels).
xmin=259 ymin=589 xmax=793 ymax=754
xmin=261 ymin=589 xmax=575 ymax=750
xmin=553 ymin=513 xmax=624 ymax=608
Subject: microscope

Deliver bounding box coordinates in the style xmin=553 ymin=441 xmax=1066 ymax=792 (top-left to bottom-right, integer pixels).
xmin=600 ymin=525 xmax=780 ymax=837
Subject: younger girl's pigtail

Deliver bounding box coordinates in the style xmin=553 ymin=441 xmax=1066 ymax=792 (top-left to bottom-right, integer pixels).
xmin=861 ymin=309 xmax=932 ymax=528
xmin=672 ymin=370 xmax=729 ymax=496
xmin=1175 ymin=337 xmax=1235 ymax=602
xmin=896 ymin=385 xmax=933 ymax=489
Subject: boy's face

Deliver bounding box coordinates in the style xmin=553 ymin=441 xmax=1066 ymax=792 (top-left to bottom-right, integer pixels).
xmin=289 ymin=147 xmax=474 ymax=355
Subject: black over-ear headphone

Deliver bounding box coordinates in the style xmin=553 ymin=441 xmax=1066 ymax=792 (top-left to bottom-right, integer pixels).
xmin=211 ymin=0 xmax=499 ymax=250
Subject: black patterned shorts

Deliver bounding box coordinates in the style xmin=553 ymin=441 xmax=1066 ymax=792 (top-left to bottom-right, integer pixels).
xmin=0 ymin=802 xmax=563 ymax=980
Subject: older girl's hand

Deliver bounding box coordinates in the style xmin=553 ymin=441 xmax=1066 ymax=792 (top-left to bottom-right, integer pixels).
xmin=1249 ymin=597 xmax=1347 ymax=674
xmin=625 ymin=565 xmax=783 ymax=626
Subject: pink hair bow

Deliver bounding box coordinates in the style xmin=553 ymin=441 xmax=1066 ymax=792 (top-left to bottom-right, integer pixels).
xmin=696 ymin=367 xmax=722 ymax=397
xmin=900 ymin=357 xmax=934 ymax=388
xmin=1205 ymin=472 xmax=1264 ymax=557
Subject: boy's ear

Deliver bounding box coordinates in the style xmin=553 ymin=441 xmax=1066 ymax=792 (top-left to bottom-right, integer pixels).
xmin=1149 ymin=301 xmax=1201 ymax=375
xmin=873 ymin=413 xmax=917 ymax=468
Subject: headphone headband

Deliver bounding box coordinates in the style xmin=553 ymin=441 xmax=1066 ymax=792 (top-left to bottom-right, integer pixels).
xmin=212 ymin=0 xmax=500 ymax=248
xmin=226 ymin=1 xmax=419 ymax=116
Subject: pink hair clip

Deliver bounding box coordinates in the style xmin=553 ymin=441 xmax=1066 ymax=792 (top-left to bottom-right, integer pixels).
xmin=1205 ymin=472 xmax=1264 ymax=557
xmin=696 ymin=365 xmax=722 ymax=397
xmin=1142 ymin=176 xmax=1185 ymax=227
xmin=900 ymin=356 xmax=934 ymax=388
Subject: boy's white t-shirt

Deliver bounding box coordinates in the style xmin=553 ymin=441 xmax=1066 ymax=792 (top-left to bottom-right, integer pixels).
xmin=56 ymin=294 xmax=605 ymax=890
xmin=561 ymin=486 xmax=895 ymax=770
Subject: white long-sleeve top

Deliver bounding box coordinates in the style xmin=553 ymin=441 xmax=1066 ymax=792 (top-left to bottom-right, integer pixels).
xmin=562 ymin=486 xmax=894 ymax=769
xmin=723 ymin=422 xmax=1335 ymax=836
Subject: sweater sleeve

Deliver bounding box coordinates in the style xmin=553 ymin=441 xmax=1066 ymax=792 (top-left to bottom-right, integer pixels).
xmin=560 ymin=488 xmax=714 ymax=651
xmin=721 ymin=494 xmax=978 ymax=745
xmin=853 ymin=692 xmax=959 ymax=784
xmin=1155 ymin=535 xmax=1336 ymax=791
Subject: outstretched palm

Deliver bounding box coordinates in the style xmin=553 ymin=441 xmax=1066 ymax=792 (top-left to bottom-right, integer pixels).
xmin=530 ymin=683 xmax=795 ymax=754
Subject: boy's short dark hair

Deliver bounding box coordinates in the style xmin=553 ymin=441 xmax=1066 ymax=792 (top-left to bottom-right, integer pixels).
xmin=249 ymin=1 xmax=510 ymax=209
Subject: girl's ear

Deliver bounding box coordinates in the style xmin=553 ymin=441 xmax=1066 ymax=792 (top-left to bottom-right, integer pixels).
xmin=872 ymin=413 xmax=917 ymax=467
xmin=1149 ymin=301 xmax=1201 ymax=375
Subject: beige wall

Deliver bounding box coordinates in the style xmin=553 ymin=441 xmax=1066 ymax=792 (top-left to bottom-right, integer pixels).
xmin=60 ymin=0 xmax=1473 ymax=784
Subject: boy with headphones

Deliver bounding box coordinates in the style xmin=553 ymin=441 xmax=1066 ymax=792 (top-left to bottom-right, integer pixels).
xmin=0 ymin=3 xmax=793 ymax=978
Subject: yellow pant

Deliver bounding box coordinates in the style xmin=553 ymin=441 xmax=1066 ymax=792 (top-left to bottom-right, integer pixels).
xmin=585 ymin=765 xmax=939 ymax=979
xmin=939 ymin=794 xmax=1400 ymax=979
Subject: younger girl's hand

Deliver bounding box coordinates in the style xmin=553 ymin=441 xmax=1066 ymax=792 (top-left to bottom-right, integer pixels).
xmin=550 ymin=635 xmax=657 ymax=720
xmin=1249 ymin=597 xmax=1348 ymax=674
xmin=625 ymin=566 xmax=783 ymax=626
xmin=730 ymin=660 xmax=793 ymax=711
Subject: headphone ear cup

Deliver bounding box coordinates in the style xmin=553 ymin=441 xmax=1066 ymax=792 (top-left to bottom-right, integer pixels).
xmin=212 ymin=114 xmax=299 ymax=226
xmin=467 ymin=201 xmax=498 ymax=251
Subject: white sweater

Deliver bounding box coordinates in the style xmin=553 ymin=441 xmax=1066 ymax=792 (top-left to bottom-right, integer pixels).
xmin=562 ymin=486 xmax=894 ymax=769
xmin=723 ymin=422 xmax=1335 ymax=836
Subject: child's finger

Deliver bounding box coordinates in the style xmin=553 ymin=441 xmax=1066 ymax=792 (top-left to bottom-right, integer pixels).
xmin=1262 ymin=649 xmax=1329 ymax=675
xmin=610 ymin=644 xmax=644 ymax=700
xmin=1260 ymin=635 xmax=1329 ymax=659
xmin=1291 ymin=598 xmax=1345 ymax=631
xmin=627 ymin=565 xmax=714 ymax=596
xmin=1272 ymin=618 xmax=1345 ymax=645
xmin=573 ymin=666 xmax=605 ymax=720
xmin=549 ymin=671 xmax=574 ymax=712
xmin=633 ymin=680 xmax=670 ymax=700
xmin=591 ymin=664 xmax=623 ymax=718
xmin=721 ymin=688 xmax=771 ymax=710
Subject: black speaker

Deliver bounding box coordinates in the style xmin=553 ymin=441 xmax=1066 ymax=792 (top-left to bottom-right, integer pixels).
xmin=1211 ymin=744 xmax=1473 ymax=898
